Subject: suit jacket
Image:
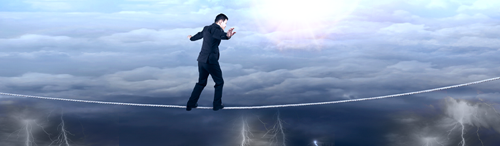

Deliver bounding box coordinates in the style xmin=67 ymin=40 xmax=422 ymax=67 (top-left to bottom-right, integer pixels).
xmin=190 ymin=23 xmax=231 ymax=64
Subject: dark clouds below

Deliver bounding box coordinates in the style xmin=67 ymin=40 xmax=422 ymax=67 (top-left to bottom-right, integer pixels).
xmin=2 ymin=85 xmax=500 ymax=145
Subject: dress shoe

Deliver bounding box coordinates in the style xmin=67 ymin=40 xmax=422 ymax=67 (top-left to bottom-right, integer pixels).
xmin=213 ymin=104 xmax=224 ymax=111
xmin=186 ymin=103 xmax=198 ymax=111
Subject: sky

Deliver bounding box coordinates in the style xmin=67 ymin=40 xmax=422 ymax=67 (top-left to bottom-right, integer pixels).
xmin=1 ymin=0 xmax=500 ymax=145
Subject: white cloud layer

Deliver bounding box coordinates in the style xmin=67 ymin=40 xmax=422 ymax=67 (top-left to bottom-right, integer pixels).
xmin=0 ymin=0 xmax=498 ymax=108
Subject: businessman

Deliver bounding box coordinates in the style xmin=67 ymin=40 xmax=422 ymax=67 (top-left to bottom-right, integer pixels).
xmin=186 ymin=13 xmax=236 ymax=111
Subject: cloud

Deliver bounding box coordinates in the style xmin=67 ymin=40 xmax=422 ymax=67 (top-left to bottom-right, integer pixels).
xmin=0 ymin=34 xmax=86 ymax=52
xmin=0 ymin=66 xmax=200 ymax=98
xmin=445 ymin=97 xmax=500 ymax=132
xmin=23 ymin=0 xmax=74 ymax=11
xmin=1 ymin=1 xmax=500 ymax=145
xmin=387 ymin=61 xmax=434 ymax=72
xmin=457 ymin=0 xmax=500 ymax=12
xmin=98 ymin=28 xmax=198 ymax=46
xmin=0 ymin=98 xmax=120 ymax=146
xmin=426 ymin=0 xmax=449 ymax=8
xmin=387 ymin=97 xmax=500 ymax=146
xmin=370 ymin=16 xmax=500 ymax=48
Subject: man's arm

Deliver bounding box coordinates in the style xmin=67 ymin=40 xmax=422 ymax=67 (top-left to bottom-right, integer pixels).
xmin=189 ymin=31 xmax=203 ymax=41
xmin=210 ymin=27 xmax=230 ymax=40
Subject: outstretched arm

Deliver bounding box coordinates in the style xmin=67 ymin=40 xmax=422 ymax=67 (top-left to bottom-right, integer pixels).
xmin=189 ymin=31 xmax=203 ymax=41
xmin=211 ymin=27 xmax=230 ymax=40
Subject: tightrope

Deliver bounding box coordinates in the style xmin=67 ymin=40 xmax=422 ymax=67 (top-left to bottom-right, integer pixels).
xmin=1 ymin=77 xmax=499 ymax=110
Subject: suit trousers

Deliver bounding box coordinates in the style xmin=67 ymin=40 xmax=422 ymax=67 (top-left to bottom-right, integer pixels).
xmin=187 ymin=61 xmax=224 ymax=107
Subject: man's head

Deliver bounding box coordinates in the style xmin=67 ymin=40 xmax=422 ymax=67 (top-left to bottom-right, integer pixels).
xmin=214 ymin=13 xmax=228 ymax=30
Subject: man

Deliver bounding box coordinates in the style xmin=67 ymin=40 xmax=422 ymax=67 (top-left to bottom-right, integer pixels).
xmin=186 ymin=13 xmax=236 ymax=111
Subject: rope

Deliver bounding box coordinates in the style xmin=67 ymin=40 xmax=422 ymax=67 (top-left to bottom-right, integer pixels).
xmin=1 ymin=77 xmax=499 ymax=110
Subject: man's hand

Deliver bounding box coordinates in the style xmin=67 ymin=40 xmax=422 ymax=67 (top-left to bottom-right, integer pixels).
xmin=226 ymin=28 xmax=236 ymax=38
xmin=188 ymin=35 xmax=192 ymax=39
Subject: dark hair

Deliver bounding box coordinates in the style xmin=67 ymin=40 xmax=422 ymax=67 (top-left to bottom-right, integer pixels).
xmin=214 ymin=13 xmax=228 ymax=23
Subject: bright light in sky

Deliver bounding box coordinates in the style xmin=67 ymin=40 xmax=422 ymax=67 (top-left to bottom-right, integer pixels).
xmin=250 ymin=0 xmax=360 ymax=49
xmin=255 ymin=0 xmax=358 ymax=23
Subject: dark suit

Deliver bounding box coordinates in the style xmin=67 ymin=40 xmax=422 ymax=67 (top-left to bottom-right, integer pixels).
xmin=187 ymin=23 xmax=231 ymax=107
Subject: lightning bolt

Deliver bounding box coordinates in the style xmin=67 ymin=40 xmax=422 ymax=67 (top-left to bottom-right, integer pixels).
xmin=470 ymin=113 xmax=485 ymax=146
xmin=475 ymin=90 xmax=500 ymax=115
xmin=420 ymin=136 xmax=444 ymax=146
xmin=6 ymin=108 xmax=76 ymax=146
xmin=476 ymin=127 xmax=484 ymax=146
xmin=260 ymin=111 xmax=286 ymax=146
xmin=260 ymin=117 xmax=277 ymax=145
xmin=446 ymin=96 xmax=490 ymax=146
xmin=277 ymin=111 xmax=286 ymax=146
xmin=49 ymin=110 xmax=73 ymax=146
xmin=7 ymin=117 xmax=51 ymax=146
xmin=79 ymin=121 xmax=87 ymax=145
xmin=314 ymin=140 xmax=318 ymax=146
xmin=240 ymin=117 xmax=252 ymax=146
xmin=459 ymin=125 xmax=465 ymax=146
xmin=473 ymin=91 xmax=494 ymax=146
xmin=447 ymin=123 xmax=458 ymax=140
xmin=23 ymin=119 xmax=36 ymax=146
xmin=457 ymin=115 xmax=466 ymax=146
xmin=434 ymin=138 xmax=445 ymax=146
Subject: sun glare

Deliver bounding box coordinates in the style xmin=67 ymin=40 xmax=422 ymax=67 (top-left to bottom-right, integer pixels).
xmin=258 ymin=0 xmax=355 ymax=22
xmin=251 ymin=0 xmax=359 ymax=49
